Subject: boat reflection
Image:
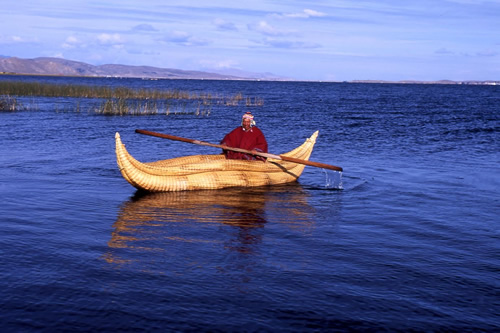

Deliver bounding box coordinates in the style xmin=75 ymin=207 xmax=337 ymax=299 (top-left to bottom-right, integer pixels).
xmin=104 ymin=184 xmax=315 ymax=268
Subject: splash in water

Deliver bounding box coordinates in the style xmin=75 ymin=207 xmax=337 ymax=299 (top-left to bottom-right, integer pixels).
xmin=323 ymin=169 xmax=343 ymax=189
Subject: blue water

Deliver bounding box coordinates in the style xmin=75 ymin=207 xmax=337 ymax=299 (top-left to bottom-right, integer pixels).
xmin=0 ymin=76 xmax=499 ymax=331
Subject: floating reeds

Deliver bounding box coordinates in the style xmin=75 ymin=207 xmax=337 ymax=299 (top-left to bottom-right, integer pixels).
xmin=0 ymin=95 xmax=21 ymax=111
xmin=0 ymin=81 xmax=264 ymax=115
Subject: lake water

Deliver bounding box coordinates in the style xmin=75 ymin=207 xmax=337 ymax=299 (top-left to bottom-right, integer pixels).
xmin=0 ymin=76 xmax=498 ymax=331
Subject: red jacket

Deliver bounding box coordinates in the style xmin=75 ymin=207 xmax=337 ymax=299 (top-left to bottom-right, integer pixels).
xmin=221 ymin=126 xmax=268 ymax=160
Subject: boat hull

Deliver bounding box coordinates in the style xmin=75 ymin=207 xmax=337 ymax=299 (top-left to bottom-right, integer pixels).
xmin=115 ymin=131 xmax=318 ymax=192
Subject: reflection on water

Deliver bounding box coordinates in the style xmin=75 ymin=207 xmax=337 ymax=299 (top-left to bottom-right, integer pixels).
xmin=104 ymin=184 xmax=315 ymax=269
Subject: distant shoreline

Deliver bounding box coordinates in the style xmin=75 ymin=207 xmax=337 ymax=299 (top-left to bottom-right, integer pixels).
xmin=347 ymin=79 xmax=499 ymax=86
xmin=1 ymin=72 xmax=498 ymax=86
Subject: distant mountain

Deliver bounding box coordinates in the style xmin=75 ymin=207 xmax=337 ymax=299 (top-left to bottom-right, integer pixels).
xmin=2 ymin=56 xmax=495 ymax=84
xmin=0 ymin=56 xmax=283 ymax=80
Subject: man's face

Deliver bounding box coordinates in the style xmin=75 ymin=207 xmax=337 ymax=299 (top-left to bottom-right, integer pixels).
xmin=242 ymin=118 xmax=252 ymax=130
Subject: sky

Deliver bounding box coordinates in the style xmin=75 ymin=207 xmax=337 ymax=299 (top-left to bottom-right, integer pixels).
xmin=1 ymin=0 xmax=499 ymax=81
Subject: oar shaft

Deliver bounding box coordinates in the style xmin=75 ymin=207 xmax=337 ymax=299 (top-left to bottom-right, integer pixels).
xmin=135 ymin=129 xmax=199 ymax=145
xmin=136 ymin=129 xmax=280 ymax=158
xmin=279 ymin=155 xmax=343 ymax=172
xmin=135 ymin=129 xmax=343 ymax=172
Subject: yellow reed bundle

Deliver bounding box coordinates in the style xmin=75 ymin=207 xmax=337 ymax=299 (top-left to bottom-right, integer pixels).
xmin=115 ymin=131 xmax=318 ymax=192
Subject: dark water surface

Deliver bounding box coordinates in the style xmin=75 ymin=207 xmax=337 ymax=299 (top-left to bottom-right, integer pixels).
xmin=1 ymin=76 xmax=499 ymax=331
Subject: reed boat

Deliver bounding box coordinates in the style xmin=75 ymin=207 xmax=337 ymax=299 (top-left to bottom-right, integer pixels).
xmin=115 ymin=131 xmax=319 ymax=192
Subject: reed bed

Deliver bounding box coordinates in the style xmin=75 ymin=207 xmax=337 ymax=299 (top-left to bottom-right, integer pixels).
xmin=94 ymin=98 xmax=212 ymax=116
xmin=0 ymin=81 xmax=264 ymax=115
xmin=0 ymin=81 xmax=196 ymax=100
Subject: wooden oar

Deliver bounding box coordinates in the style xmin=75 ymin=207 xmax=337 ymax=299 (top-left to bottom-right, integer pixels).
xmin=135 ymin=129 xmax=343 ymax=172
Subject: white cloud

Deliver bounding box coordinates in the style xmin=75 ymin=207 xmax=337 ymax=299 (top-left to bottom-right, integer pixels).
xmin=247 ymin=21 xmax=296 ymax=37
xmin=0 ymin=35 xmax=37 ymax=43
xmin=97 ymin=33 xmax=124 ymax=46
xmin=258 ymin=37 xmax=321 ymax=49
xmin=213 ymin=18 xmax=238 ymax=31
xmin=304 ymin=9 xmax=327 ymax=17
xmin=66 ymin=36 xmax=78 ymax=44
xmin=160 ymin=31 xmax=210 ymax=46
xmin=166 ymin=31 xmax=191 ymax=43
xmin=282 ymin=9 xmax=327 ymax=19
xmin=62 ymin=36 xmax=84 ymax=49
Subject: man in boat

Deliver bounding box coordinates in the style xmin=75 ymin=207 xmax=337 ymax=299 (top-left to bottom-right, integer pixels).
xmin=221 ymin=112 xmax=268 ymax=161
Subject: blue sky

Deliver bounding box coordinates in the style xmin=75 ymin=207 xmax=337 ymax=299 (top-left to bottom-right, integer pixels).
xmin=1 ymin=0 xmax=499 ymax=81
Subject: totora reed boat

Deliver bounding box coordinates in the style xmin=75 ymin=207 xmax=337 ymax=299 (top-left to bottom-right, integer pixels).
xmin=115 ymin=131 xmax=319 ymax=192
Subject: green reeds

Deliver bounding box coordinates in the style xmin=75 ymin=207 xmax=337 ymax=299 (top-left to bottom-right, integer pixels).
xmin=0 ymin=81 xmax=265 ymax=115
xmin=94 ymin=98 xmax=212 ymax=116
xmin=0 ymin=81 xmax=189 ymax=99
